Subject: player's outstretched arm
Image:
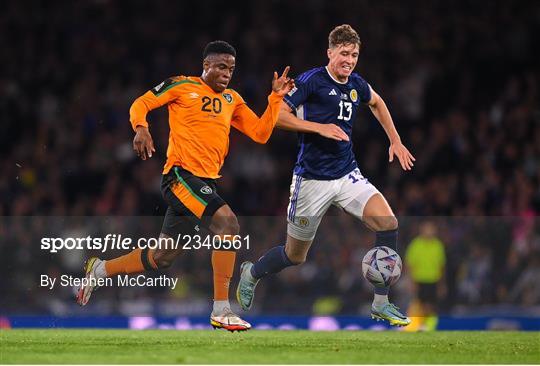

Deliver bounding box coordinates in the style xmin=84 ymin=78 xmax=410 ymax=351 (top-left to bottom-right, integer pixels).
xmin=277 ymin=103 xmax=349 ymax=141
xmin=367 ymin=88 xmax=416 ymax=170
xmin=231 ymin=67 xmax=295 ymax=144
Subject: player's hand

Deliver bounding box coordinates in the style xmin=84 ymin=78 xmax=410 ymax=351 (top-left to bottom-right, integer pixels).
xmin=272 ymin=66 xmax=295 ymax=96
xmin=133 ymin=126 xmax=155 ymax=160
xmin=389 ymin=140 xmax=415 ymax=170
xmin=316 ymin=123 xmax=350 ymax=142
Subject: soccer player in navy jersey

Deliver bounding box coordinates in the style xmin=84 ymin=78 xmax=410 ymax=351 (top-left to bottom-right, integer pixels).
xmin=237 ymin=24 xmax=415 ymax=326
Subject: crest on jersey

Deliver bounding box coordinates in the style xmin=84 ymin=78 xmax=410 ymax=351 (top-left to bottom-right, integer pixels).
xmin=222 ymin=93 xmax=233 ymax=104
xmin=298 ymin=217 xmax=310 ymax=227
xmin=200 ymin=186 xmax=213 ymax=195
xmin=350 ymin=89 xmax=358 ymax=102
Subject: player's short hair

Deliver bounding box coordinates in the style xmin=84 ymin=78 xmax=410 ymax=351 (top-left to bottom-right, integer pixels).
xmin=203 ymin=40 xmax=236 ymax=59
xmin=328 ymin=24 xmax=361 ymax=49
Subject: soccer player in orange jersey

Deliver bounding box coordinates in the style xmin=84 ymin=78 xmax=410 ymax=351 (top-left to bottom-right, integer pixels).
xmin=76 ymin=41 xmax=295 ymax=331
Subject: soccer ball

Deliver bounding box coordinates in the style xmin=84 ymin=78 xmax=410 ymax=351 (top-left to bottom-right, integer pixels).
xmin=362 ymin=246 xmax=402 ymax=287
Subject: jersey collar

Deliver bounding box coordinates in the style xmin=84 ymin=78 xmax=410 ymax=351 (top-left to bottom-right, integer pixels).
xmin=197 ymin=76 xmax=223 ymax=95
xmin=325 ymin=66 xmax=349 ymax=85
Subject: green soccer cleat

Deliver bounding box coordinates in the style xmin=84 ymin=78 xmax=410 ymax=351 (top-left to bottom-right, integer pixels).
xmin=371 ymin=303 xmax=411 ymax=327
xmin=236 ymin=261 xmax=258 ymax=311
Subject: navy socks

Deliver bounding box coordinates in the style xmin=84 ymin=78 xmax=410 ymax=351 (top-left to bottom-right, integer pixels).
xmin=251 ymin=245 xmax=294 ymax=279
xmin=374 ymin=229 xmax=398 ymax=295
xmin=375 ymin=229 xmax=398 ymax=251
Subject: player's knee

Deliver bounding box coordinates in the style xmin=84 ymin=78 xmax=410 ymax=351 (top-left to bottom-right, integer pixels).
xmin=221 ymin=215 xmax=240 ymax=235
xmin=211 ymin=206 xmax=240 ymax=236
xmin=212 ymin=215 xmax=240 ymax=236
xmin=152 ymin=251 xmax=174 ymax=269
xmin=385 ymin=216 xmax=398 ymax=231
xmin=373 ymin=215 xmax=398 ymax=231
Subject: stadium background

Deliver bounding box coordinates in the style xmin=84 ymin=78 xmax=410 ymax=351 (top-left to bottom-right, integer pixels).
xmin=1 ymin=0 xmax=539 ymax=330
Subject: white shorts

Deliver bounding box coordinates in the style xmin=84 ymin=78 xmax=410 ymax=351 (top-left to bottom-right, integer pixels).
xmin=287 ymin=168 xmax=380 ymax=241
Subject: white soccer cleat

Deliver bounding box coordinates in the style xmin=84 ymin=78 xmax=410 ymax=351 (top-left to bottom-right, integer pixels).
xmin=210 ymin=308 xmax=251 ymax=332
xmin=76 ymin=257 xmax=103 ymax=306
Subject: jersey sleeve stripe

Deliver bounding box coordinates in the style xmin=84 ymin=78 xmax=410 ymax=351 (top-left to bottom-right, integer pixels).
xmin=283 ymin=98 xmax=297 ymax=110
xmin=297 ymin=67 xmax=321 ymax=83
xmin=155 ymin=79 xmax=202 ymax=97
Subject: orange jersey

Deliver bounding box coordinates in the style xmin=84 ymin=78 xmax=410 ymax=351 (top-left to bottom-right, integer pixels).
xmin=130 ymin=76 xmax=283 ymax=178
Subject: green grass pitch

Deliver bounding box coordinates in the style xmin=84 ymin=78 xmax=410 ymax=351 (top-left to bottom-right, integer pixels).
xmin=1 ymin=329 xmax=538 ymax=364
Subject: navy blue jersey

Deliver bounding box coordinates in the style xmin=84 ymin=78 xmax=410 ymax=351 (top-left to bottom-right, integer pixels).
xmin=284 ymin=67 xmax=371 ymax=180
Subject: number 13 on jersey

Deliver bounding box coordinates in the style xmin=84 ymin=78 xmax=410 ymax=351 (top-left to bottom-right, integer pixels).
xmin=338 ymin=101 xmax=352 ymax=121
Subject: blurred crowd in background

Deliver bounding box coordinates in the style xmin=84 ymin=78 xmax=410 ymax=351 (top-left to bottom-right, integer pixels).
xmin=1 ymin=0 xmax=538 ymax=316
